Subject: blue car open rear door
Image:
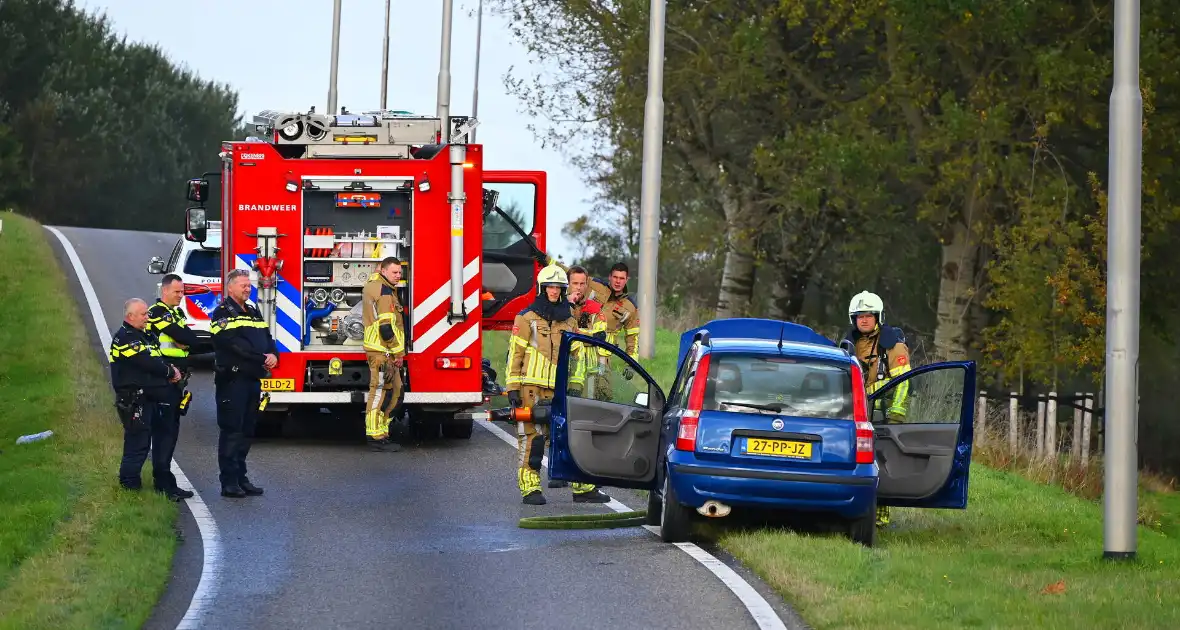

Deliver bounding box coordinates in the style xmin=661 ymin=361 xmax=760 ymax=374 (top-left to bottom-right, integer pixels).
xmin=868 ymin=361 xmax=977 ymax=509
xmin=547 ymin=332 xmax=666 ymax=491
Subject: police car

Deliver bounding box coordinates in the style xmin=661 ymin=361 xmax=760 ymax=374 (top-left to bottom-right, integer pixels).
xmin=545 ymin=317 xmax=977 ymax=547
xmin=146 ymin=221 xmax=223 ymax=355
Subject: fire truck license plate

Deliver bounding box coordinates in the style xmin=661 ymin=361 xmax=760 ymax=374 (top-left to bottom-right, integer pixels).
xmin=261 ymin=379 xmax=294 ymax=391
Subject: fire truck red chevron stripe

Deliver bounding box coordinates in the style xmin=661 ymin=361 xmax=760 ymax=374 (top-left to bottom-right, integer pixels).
xmin=411 ymin=258 xmax=478 ymax=329
xmin=411 ymin=258 xmax=481 ymax=353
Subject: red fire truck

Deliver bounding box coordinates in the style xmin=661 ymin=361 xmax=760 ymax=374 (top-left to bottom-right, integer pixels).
xmin=182 ymin=108 xmax=547 ymax=439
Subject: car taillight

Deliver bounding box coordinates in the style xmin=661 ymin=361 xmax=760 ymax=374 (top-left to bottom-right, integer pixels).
xmin=183 ymin=283 xmax=212 ymax=295
xmin=436 ymin=356 xmax=472 ymax=369
xmin=850 ymin=362 xmax=874 ymax=464
xmin=676 ymin=353 xmax=712 ymax=451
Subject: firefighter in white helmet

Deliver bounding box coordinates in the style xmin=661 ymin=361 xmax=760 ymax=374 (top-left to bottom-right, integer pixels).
xmin=504 ymin=262 xmax=611 ymax=505
xmin=842 ymin=290 xmax=912 ymax=528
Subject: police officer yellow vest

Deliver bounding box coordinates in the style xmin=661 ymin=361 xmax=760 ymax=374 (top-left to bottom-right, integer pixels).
xmin=149 ymin=301 xmax=191 ymax=359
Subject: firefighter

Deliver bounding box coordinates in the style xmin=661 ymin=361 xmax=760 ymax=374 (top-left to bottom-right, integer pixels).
xmin=842 ymin=290 xmax=913 ymax=527
xmin=506 ymin=263 xmax=611 ymax=505
xmin=550 ymin=264 xmax=605 ymax=488
xmin=209 ymin=269 xmax=276 ymax=499
xmin=144 ymin=274 xmax=199 ymax=500
xmin=583 ymin=262 xmax=640 ymax=360
xmin=109 ymin=298 xmax=184 ymax=495
xmin=361 ymin=256 xmax=407 ymax=452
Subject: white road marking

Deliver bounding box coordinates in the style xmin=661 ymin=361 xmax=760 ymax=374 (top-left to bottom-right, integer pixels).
xmin=45 ymin=226 xmax=221 ymax=630
xmin=475 ymin=419 xmax=790 ymax=630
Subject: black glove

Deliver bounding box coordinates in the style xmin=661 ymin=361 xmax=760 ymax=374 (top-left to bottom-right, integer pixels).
xmin=507 ymin=390 xmax=522 ymax=408
xmin=623 ymin=368 xmax=634 ymax=380
xmin=593 ymin=331 xmax=607 ymax=341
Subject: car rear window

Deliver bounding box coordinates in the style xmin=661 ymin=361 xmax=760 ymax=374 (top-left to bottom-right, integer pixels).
xmin=184 ymin=250 xmax=221 ymax=278
xmin=703 ymin=353 xmax=854 ymax=419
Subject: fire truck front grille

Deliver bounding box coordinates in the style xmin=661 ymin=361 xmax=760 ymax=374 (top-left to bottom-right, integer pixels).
xmin=305 ymin=360 xmax=371 ymax=391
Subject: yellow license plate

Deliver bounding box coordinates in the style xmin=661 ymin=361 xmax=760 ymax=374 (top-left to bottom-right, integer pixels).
xmin=746 ymin=438 xmax=812 ymax=459
xmin=260 ymin=378 xmax=294 ymax=392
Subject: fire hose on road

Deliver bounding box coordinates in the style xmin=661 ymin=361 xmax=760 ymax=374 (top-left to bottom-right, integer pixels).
xmin=489 ymin=403 xmax=651 ymax=530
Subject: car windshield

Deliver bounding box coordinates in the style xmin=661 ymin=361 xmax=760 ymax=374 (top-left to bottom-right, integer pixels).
xmin=702 ymin=353 xmax=854 ymax=420
xmin=184 ymin=249 xmax=221 ymax=278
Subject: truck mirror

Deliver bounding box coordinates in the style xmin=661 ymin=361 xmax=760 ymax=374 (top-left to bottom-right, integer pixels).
xmin=186 ymin=178 xmax=210 ymax=203
xmin=146 ymin=256 xmax=166 ymax=274
xmin=185 ymin=206 xmax=208 ymax=243
xmin=481 ymin=188 xmax=500 ymax=220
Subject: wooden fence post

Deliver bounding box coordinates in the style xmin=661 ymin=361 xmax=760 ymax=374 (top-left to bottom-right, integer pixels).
xmin=1081 ymin=393 xmax=1094 ymax=465
xmin=1036 ymin=394 xmax=1046 ymax=457
xmin=1046 ymin=391 xmax=1058 ymax=458
xmin=1072 ymin=391 xmax=1083 ymax=460
xmin=1009 ymin=392 xmax=1019 ymax=451
xmin=977 ymin=390 xmax=988 ymax=446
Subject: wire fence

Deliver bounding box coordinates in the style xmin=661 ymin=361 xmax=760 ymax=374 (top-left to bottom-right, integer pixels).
xmin=975 ymin=391 xmax=1104 ymax=464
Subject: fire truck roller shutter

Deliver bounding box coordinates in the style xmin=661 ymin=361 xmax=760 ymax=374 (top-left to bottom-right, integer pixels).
xmin=235 ymin=254 xmax=302 ymax=352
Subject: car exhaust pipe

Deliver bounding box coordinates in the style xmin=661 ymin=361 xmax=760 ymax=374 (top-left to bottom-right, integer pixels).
xmin=697 ymin=500 xmax=731 ymax=518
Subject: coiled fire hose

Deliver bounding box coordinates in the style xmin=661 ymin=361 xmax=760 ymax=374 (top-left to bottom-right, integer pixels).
xmin=492 ymin=404 xmax=650 ymax=530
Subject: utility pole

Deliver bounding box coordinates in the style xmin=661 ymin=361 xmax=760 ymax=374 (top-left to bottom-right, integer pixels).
xmin=1103 ymin=0 xmax=1142 ymax=561
xmin=471 ymin=0 xmax=484 ymax=143
xmin=436 ymin=0 xmax=454 ymax=132
xmin=636 ymin=0 xmax=667 ymax=360
xmin=380 ymin=0 xmax=391 ymax=110
xmin=327 ymin=0 xmax=342 ymax=115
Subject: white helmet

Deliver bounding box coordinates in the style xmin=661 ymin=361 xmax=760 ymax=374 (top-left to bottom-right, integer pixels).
xmin=848 ymin=290 xmax=884 ymax=325
xmin=537 ymin=263 xmax=569 ymax=293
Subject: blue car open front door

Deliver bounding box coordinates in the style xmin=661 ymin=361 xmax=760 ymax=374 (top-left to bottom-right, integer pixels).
xmin=868 ymin=361 xmax=978 ymax=509
xmin=547 ymin=331 xmax=667 ymax=491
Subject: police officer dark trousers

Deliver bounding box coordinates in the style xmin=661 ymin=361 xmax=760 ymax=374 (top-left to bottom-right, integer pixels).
xmin=210 ymin=269 xmax=278 ymax=498
xmin=146 ymin=274 xmax=200 ymax=499
xmin=110 ymin=299 xmax=183 ymax=494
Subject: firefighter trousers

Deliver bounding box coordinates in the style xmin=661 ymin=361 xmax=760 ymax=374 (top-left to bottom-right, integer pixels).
xmin=366 ymin=352 xmax=403 ymax=440
xmin=514 ymin=385 xmax=597 ymax=497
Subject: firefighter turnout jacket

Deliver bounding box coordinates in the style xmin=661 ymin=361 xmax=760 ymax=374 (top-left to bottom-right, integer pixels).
xmin=109 ymin=323 xmax=175 ymax=394
xmin=568 ymin=296 xmax=606 ymax=390
xmin=147 ymin=300 xmax=200 ymax=368
xmin=505 ymin=298 xmax=582 ymax=392
xmin=362 ymin=273 xmax=406 ymax=356
xmin=844 ymin=324 xmax=912 ymax=416
xmin=210 ymin=298 xmax=276 ymax=379
xmin=585 ymin=278 xmax=640 ymax=360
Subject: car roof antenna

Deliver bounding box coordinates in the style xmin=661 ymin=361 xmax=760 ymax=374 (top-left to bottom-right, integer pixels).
xmin=777 ymin=324 xmax=785 ymax=351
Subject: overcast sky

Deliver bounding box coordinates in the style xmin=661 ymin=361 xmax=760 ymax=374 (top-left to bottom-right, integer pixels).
xmin=77 ymin=0 xmax=593 ymax=259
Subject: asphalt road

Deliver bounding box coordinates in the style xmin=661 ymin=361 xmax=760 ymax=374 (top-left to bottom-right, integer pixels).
xmin=49 ymin=226 xmax=804 ymax=630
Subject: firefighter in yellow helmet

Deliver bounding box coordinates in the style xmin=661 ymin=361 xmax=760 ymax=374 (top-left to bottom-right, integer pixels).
xmin=361 ymin=257 xmax=406 ymax=452
xmin=505 ymin=263 xmax=611 ymax=505
xmin=842 ymin=290 xmax=912 ymax=528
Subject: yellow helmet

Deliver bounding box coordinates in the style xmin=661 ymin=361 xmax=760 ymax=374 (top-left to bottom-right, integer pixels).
xmin=537 ymin=263 xmax=568 ymax=292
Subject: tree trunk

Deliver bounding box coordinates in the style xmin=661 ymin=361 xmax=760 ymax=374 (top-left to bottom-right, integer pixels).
xmin=933 ymin=218 xmax=980 ymax=361
xmin=715 ymin=189 xmax=758 ymax=319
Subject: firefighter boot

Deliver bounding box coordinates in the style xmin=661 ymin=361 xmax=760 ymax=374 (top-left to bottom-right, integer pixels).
xmin=523 ymin=490 xmax=547 ymax=505
xmin=571 ymin=484 xmax=611 ymax=503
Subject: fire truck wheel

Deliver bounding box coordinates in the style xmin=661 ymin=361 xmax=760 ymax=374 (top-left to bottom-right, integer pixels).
xmin=441 ymin=417 xmax=474 ymax=440
xmin=407 ymin=409 xmax=442 ymax=441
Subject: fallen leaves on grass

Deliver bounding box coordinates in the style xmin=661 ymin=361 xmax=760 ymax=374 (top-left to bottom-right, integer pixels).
xmin=1041 ymin=579 xmax=1067 ymax=595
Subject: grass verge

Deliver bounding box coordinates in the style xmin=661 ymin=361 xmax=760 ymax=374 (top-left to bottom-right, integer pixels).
xmin=485 ymin=319 xmax=1180 ymax=629
xmin=0 ymin=211 xmax=177 ymax=629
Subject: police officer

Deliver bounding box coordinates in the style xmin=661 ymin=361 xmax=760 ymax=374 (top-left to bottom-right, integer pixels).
xmin=505 ymin=263 xmax=610 ymax=505
xmin=109 ymin=298 xmax=185 ymax=497
xmin=842 ymin=290 xmax=913 ymax=527
xmin=145 ymin=274 xmax=200 ymax=498
xmin=361 ymin=256 xmax=406 ymax=452
xmin=209 ymin=268 xmax=276 ymax=498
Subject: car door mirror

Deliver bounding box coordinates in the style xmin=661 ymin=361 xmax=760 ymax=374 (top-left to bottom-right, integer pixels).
xmin=185 ymin=206 xmax=208 ymax=243
xmin=634 ymin=391 xmax=649 ymax=407
xmin=146 ymin=256 xmax=166 ymax=274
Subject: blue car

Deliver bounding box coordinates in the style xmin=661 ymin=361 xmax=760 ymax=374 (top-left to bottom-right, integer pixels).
xmin=547 ymin=318 xmax=976 ymax=547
